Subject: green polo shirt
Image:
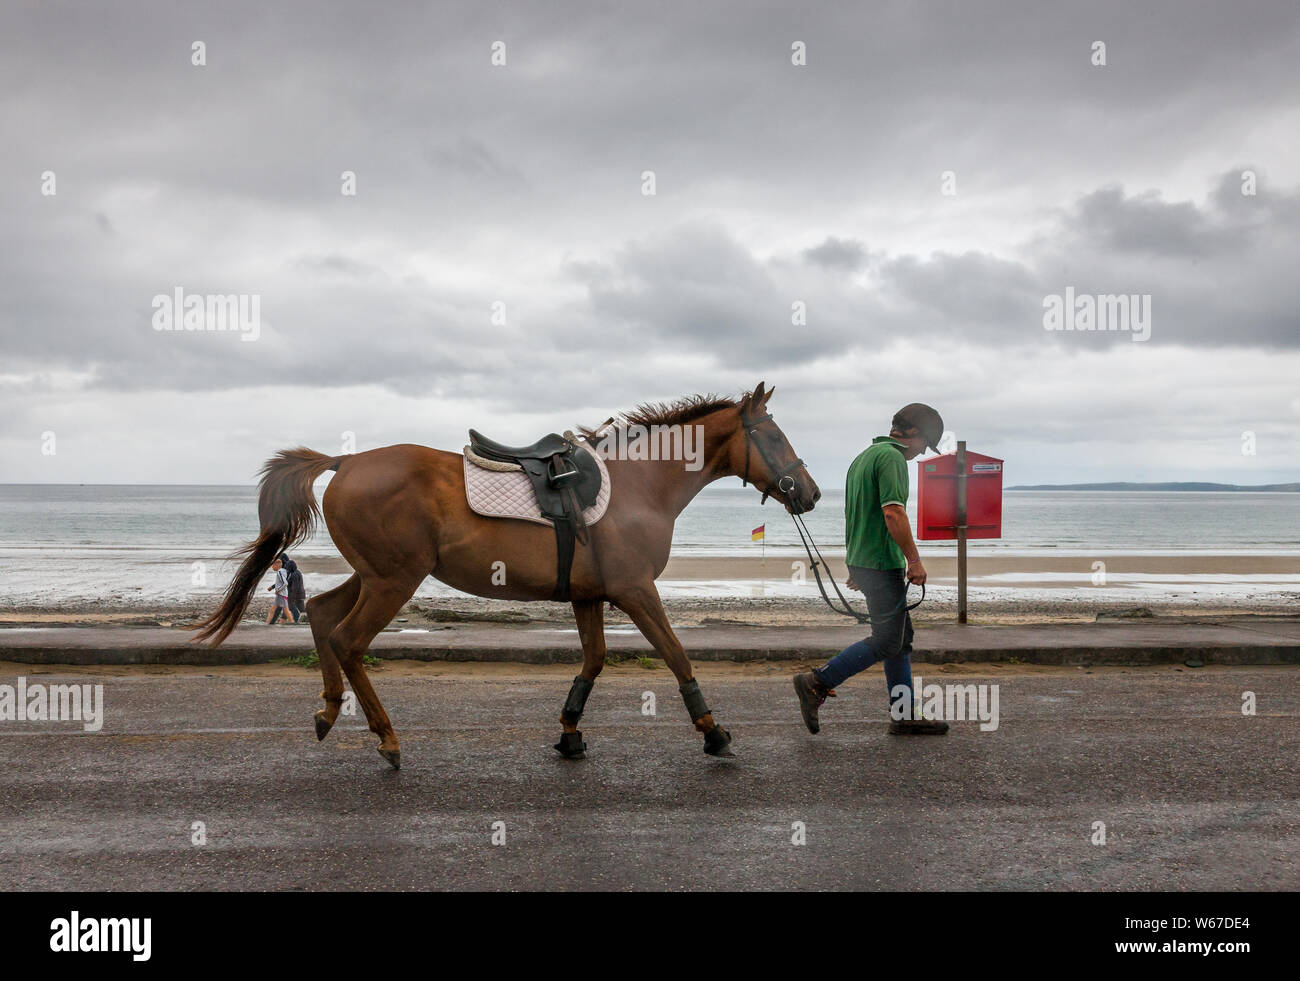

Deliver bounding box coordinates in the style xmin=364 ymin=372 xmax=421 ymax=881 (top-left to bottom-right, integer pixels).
xmin=844 ymin=436 xmax=909 ymax=570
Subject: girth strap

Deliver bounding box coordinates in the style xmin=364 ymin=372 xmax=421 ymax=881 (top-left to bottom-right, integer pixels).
xmin=549 ymin=450 xmax=592 ymax=602
xmin=552 ymin=518 xmax=576 ymax=602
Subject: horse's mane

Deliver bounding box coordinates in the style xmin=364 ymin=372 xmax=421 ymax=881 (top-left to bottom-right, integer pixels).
xmin=580 ymin=392 xmax=742 ymax=439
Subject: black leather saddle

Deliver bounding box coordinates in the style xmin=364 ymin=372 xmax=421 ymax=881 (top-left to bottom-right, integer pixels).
xmin=469 ymin=430 xmax=573 ymax=463
xmin=467 ymin=430 xmax=602 ymax=601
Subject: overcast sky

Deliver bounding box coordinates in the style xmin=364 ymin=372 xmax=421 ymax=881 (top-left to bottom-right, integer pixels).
xmin=2 ymin=0 xmax=1298 ymax=487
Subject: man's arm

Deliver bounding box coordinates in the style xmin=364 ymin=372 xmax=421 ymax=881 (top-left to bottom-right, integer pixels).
xmin=882 ymin=503 xmax=925 ymax=585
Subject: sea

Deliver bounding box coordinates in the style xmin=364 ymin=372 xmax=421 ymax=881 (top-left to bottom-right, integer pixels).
xmin=1 ymin=484 xmax=1297 ymax=607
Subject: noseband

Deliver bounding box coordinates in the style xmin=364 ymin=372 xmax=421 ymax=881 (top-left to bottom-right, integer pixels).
xmin=740 ymin=411 xmax=805 ymax=505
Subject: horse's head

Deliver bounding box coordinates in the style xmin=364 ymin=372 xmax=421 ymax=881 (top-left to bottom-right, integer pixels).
xmin=735 ymin=382 xmax=821 ymax=514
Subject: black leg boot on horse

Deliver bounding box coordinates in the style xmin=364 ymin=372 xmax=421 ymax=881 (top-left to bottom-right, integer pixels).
xmin=555 ymin=598 xmax=607 ymax=759
xmin=680 ymin=678 xmax=733 ymax=756
xmin=555 ymin=676 xmax=593 ymax=758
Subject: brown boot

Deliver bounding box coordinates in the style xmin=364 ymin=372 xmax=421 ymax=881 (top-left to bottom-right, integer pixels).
xmin=792 ymin=672 xmax=835 ymax=734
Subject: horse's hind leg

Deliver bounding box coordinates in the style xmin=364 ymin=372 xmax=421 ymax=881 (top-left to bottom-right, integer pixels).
xmin=615 ymin=584 xmax=733 ymax=757
xmin=327 ymin=574 xmax=423 ymax=769
xmin=555 ymin=599 xmax=608 ymax=759
xmin=305 ymin=574 xmax=360 ymax=740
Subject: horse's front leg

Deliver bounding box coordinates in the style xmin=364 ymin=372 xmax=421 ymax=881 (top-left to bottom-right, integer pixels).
xmin=555 ymin=598 xmax=607 ymax=759
xmin=613 ymin=584 xmax=733 ymax=757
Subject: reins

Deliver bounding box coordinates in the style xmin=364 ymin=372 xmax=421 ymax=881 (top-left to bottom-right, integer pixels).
xmin=789 ymin=511 xmax=925 ymax=623
xmin=740 ymin=408 xmax=924 ymax=621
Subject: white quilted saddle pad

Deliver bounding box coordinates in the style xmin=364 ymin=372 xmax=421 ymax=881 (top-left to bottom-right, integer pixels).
xmin=462 ymin=445 xmax=611 ymax=527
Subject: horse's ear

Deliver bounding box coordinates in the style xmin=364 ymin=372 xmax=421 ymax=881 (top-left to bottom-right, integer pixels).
xmin=749 ymin=381 xmax=766 ymax=406
xmin=762 ymin=384 xmax=775 ymax=406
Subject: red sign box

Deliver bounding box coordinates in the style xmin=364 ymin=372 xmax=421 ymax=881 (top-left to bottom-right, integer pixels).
xmin=916 ymin=451 xmax=1004 ymax=540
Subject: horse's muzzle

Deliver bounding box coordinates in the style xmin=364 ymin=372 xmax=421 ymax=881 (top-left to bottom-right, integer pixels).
xmin=786 ymin=485 xmax=820 ymax=515
xmin=779 ymin=472 xmax=820 ymax=515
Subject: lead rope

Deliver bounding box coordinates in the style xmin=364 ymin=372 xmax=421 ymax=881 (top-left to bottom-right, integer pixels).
xmin=789 ymin=511 xmax=924 ymax=621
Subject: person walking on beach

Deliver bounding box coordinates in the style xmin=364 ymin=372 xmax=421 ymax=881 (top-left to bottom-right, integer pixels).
xmin=279 ymin=552 xmax=308 ymax=623
xmin=792 ymin=403 xmax=950 ymax=736
xmin=266 ymin=558 xmax=292 ymax=625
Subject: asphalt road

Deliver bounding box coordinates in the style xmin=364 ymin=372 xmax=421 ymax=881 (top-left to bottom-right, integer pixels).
xmin=1 ymin=665 xmax=1296 ymax=890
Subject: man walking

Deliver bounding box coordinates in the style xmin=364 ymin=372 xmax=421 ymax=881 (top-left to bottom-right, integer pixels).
xmin=793 ymin=403 xmax=950 ymax=735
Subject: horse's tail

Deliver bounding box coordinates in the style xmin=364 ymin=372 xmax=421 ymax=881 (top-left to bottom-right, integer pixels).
xmin=193 ymin=448 xmax=344 ymax=647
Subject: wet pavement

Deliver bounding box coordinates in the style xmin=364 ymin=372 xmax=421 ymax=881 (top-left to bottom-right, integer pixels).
xmin=1 ymin=666 xmax=1296 ymax=890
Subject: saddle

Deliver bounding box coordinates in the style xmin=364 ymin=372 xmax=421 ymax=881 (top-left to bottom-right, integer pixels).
xmin=467 ymin=429 xmax=602 ymax=601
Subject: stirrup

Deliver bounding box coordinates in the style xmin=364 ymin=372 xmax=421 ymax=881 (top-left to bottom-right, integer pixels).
xmin=548 ymin=458 xmax=579 ymax=484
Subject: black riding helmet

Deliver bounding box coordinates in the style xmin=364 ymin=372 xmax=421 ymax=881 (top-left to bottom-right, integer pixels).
xmin=893 ymin=403 xmax=944 ymax=452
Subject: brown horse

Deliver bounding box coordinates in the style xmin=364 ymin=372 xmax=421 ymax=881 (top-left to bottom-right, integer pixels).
xmin=195 ymin=382 xmax=820 ymax=768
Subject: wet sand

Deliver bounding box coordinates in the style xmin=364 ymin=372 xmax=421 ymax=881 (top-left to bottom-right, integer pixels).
xmin=253 ymin=552 xmax=1300 ymax=580
xmin=2 ymin=595 xmax=1294 ymax=631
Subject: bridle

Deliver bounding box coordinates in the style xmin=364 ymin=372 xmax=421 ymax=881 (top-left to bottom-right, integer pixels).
xmin=739 ymin=409 xmax=806 ymax=507
xmin=740 ymin=405 xmax=924 ymax=620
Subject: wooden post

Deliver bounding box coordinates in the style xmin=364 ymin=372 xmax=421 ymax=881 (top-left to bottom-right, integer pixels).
xmin=956 ymin=440 xmax=968 ymax=625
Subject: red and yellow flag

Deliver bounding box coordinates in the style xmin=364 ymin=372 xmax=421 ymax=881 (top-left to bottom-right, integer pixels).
xmin=751 ymin=524 xmax=765 ymax=542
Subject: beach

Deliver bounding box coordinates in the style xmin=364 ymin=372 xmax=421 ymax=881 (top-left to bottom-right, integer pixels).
xmin=2 ymin=550 xmax=1295 ymax=629
xmin=1 ymin=484 xmax=1296 ymax=627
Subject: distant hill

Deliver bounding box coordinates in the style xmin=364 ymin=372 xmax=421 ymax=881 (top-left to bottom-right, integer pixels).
xmin=1007 ymin=481 xmax=1300 ymax=492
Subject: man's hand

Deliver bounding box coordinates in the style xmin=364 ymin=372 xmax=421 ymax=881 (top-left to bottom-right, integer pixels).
xmin=846 ymin=573 xmax=860 ymax=592
xmin=882 ymin=504 xmax=926 ymax=587
xmin=906 ymin=557 xmax=927 ymax=586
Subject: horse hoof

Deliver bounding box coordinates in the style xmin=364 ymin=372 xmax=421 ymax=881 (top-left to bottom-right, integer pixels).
xmin=554 ymin=731 xmax=587 ymax=759
xmin=314 ymin=711 xmax=333 ymax=741
xmin=378 ymin=747 xmax=401 ymax=770
xmin=703 ymin=726 xmax=734 ymax=757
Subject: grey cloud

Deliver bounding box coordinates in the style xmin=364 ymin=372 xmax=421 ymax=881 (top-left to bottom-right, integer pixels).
xmin=428 ymin=139 xmax=529 ymax=188
xmin=878 ymin=251 xmax=1041 ymax=330
xmin=1039 ymin=173 xmax=1300 ymax=347
xmin=562 ymin=223 xmax=876 ymax=368
xmin=803 ymin=237 xmax=867 ymax=271
xmin=1073 ymin=186 xmax=1236 ymax=257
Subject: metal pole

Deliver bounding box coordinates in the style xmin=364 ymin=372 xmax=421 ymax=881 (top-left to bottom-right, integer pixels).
xmin=956 ymin=440 xmax=968 ymax=625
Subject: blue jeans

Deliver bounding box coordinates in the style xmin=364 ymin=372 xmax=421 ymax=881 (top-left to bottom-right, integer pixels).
xmin=813 ymin=566 xmax=913 ymax=712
